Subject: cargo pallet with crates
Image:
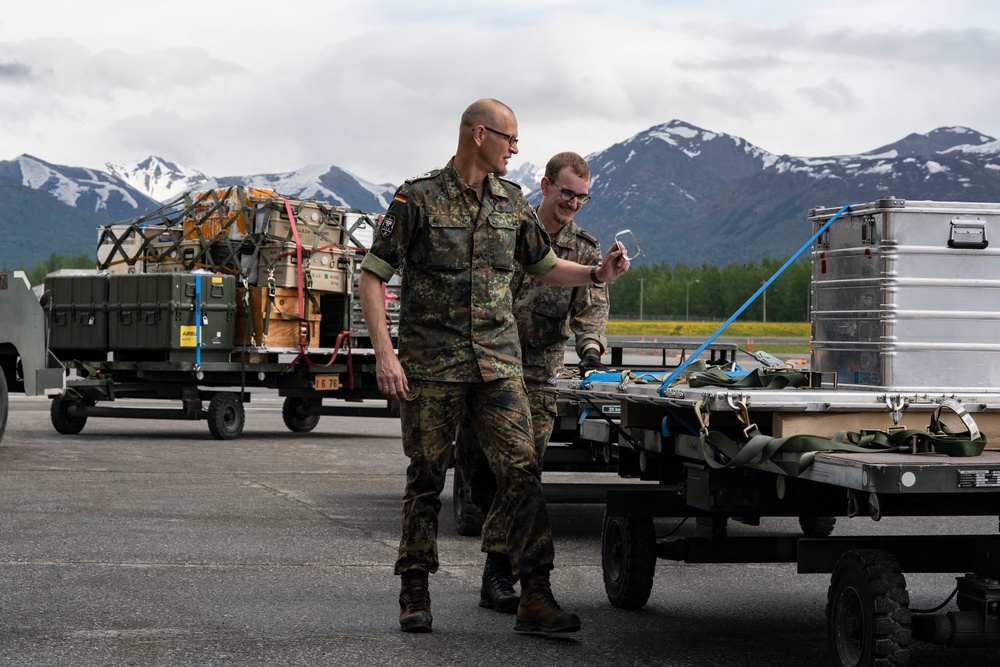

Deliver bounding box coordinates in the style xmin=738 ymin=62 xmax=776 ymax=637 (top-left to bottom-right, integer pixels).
xmin=1 ymin=185 xmax=400 ymax=441
xmin=543 ymin=198 xmax=1000 ymax=666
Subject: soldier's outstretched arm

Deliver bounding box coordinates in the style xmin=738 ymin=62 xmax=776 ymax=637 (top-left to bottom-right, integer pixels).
xmin=538 ymin=241 xmax=629 ymax=286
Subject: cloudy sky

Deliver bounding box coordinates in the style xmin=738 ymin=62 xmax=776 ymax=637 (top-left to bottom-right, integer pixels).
xmin=3 ymin=1 xmax=1000 ymax=186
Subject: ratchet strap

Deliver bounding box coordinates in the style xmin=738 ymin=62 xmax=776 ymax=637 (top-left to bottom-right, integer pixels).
xmin=697 ymin=400 xmax=986 ymax=476
xmin=658 ymin=203 xmax=852 ymax=395
xmin=687 ymin=366 xmax=810 ymax=389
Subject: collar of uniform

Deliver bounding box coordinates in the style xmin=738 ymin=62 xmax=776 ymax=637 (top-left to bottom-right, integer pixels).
xmin=484 ymin=173 xmax=509 ymax=202
xmin=549 ymin=218 xmax=575 ymax=247
xmin=441 ymin=158 xmax=509 ymax=203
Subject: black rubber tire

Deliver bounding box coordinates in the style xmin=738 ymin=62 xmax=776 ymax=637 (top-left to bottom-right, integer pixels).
xmin=602 ymin=514 xmax=657 ymax=609
xmin=452 ymin=460 xmax=485 ymax=537
xmin=282 ymin=397 xmax=320 ymax=433
xmin=800 ymin=515 xmax=837 ymax=537
xmin=207 ymin=392 xmax=245 ymax=441
xmin=0 ymin=369 xmax=8 ymax=444
xmin=827 ymin=549 xmax=911 ymax=667
xmin=50 ymin=396 xmax=89 ymax=435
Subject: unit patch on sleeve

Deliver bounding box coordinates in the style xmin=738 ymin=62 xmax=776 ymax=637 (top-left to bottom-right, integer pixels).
xmin=380 ymin=214 xmax=396 ymax=238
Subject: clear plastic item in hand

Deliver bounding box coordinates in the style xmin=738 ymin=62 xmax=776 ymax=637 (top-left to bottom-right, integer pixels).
xmin=614 ymin=229 xmax=643 ymax=261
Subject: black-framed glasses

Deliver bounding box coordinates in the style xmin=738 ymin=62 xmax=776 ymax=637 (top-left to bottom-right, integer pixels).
xmin=548 ymin=178 xmax=592 ymax=205
xmin=482 ymin=125 xmax=519 ymax=147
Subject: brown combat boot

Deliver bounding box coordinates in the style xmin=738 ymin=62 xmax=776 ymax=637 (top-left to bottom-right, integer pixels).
xmin=479 ymin=552 xmax=519 ymax=613
xmin=399 ymin=571 xmax=432 ymax=632
xmin=513 ymin=571 xmax=581 ymax=633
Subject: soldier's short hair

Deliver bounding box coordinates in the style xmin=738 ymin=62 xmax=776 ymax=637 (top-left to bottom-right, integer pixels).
xmin=544 ymin=152 xmax=590 ymax=181
xmin=461 ymin=99 xmax=513 ymax=130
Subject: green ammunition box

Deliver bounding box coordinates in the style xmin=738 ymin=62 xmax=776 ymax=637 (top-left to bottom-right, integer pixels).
xmin=108 ymin=273 xmax=236 ymax=362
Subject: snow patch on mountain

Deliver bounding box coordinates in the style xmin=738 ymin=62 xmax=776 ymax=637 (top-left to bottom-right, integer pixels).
xmin=17 ymin=155 xmax=140 ymax=212
xmin=106 ymin=156 xmax=212 ymax=202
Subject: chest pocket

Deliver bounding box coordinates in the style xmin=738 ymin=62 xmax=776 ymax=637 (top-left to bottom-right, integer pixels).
xmin=419 ymin=215 xmax=469 ymax=269
xmin=489 ymin=213 xmax=520 ymax=270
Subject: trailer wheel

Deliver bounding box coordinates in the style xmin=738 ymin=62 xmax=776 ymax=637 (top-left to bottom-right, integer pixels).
xmin=827 ymin=549 xmax=911 ymax=667
xmin=282 ymin=397 xmax=320 ymax=433
xmin=602 ymin=514 xmax=656 ymax=609
xmin=50 ymin=397 xmax=89 ymax=435
xmin=452 ymin=459 xmax=485 ymax=536
xmin=800 ymin=515 xmax=837 ymax=537
xmin=0 ymin=370 xmax=8 ymax=444
xmin=207 ymin=393 xmax=245 ymax=440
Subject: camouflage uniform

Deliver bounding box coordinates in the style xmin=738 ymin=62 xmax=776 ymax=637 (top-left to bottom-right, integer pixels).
xmin=359 ymin=158 xmax=558 ymax=578
xmin=456 ymin=219 xmax=609 ymax=555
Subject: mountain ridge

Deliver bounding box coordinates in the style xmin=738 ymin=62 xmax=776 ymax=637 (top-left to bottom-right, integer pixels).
xmin=5 ymin=122 xmax=1000 ymax=271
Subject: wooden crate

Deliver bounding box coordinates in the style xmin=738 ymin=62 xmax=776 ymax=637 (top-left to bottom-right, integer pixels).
xmin=234 ymin=287 xmax=321 ymax=348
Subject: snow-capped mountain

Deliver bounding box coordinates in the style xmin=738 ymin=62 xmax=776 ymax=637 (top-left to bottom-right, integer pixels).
xmin=0 ymin=154 xmax=161 ymax=219
xmin=213 ymin=164 xmax=395 ymax=213
xmin=6 ymin=122 xmax=1000 ymax=273
xmin=505 ymin=162 xmax=544 ymax=195
xmin=105 ymin=156 xmax=213 ymax=203
xmin=103 ymin=156 xmax=396 ymax=214
xmin=568 ymin=121 xmax=1000 ymax=264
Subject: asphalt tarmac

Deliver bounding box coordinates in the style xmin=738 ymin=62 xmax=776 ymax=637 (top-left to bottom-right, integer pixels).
xmin=1 ymin=393 xmax=998 ymax=666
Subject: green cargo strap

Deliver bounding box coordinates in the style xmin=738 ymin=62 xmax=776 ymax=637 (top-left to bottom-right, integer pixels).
xmin=688 ymin=366 xmax=810 ymax=389
xmin=879 ymin=402 xmax=987 ymax=458
xmin=699 ymin=425 xmax=899 ymax=476
xmin=696 ymin=401 xmax=986 ymax=476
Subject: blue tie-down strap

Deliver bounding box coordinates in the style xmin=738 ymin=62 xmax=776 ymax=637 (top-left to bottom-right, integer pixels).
xmin=657 ymin=202 xmax=852 ymax=396
xmin=580 ymin=371 xmax=623 ymax=388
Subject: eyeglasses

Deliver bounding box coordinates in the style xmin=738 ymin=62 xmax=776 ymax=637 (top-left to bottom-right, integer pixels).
xmin=615 ymin=228 xmax=643 ymax=261
xmin=547 ymin=178 xmax=592 ymax=205
xmin=482 ymin=126 xmax=519 ymax=148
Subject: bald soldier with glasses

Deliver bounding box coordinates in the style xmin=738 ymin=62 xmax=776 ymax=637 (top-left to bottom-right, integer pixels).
xmin=359 ymin=99 xmax=630 ymax=634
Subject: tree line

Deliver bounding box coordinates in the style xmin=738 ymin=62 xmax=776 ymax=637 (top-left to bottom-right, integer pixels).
xmin=607 ymin=258 xmax=811 ymax=322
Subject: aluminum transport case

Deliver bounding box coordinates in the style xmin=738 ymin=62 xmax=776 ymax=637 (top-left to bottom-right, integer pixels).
xmin=810 ymin=197 xmax=1000 ymax=391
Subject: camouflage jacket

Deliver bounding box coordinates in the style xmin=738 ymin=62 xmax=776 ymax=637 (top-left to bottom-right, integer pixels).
xmin=359 ymin=158 xmax=557 ymax=382
xmin=513 ymin=218 xmax=609 ymax=388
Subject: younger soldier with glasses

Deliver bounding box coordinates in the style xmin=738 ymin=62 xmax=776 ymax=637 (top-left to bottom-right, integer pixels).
xmin=455 ymin=151 xmax=611 ymax=615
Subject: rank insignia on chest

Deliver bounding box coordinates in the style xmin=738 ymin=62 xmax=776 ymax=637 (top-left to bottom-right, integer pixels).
xmin=380 ymin=215 xmax=396 ymax=238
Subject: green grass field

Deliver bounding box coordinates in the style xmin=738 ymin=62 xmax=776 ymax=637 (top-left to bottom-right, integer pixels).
xmin=606 ymin=320 xmax=811 ymax=355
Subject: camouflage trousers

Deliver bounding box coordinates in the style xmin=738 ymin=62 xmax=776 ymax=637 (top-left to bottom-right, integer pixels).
xmin=454 ymin=388 xmax=557 ymax=555
xmin=395 ymin=377 xmax=554 ymax=578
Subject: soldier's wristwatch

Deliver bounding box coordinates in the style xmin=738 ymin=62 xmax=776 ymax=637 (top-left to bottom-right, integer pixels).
xmin=590 ymin=264 xmax=605 ymax=285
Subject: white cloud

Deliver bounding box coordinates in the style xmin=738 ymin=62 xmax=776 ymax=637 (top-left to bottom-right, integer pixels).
xmin=2 ymin=1 xmax=1000 ymax=186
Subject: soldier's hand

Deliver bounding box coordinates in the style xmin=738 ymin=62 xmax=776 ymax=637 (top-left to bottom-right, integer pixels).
xmin=578 ymin=348 xmax=607 ymax=374
xmin=599 ymin=242 xmax=630 ymax=282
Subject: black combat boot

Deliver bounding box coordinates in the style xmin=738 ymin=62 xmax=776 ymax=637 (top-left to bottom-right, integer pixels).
xmin=479 ymin=552 xmax=519 ymax=613
xmin=399 ymin=571 xmax=432 ymax=632
xmin=513 ymin=571 xmax=581 ymax=633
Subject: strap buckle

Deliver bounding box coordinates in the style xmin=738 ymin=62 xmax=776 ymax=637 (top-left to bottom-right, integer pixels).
xmin=694 ymin=400 xmax=710 ymax=435
xmin=730 ymin=398 xmax=758 ymax=439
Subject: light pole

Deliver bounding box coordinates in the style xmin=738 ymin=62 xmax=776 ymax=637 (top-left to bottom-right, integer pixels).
xmin=639 ymin=277 xmax=645 ymax=321
xmin=685 ymin=280 xmax=699 ymax=321
xmin=761 ymin=280 xmax=767 ymax=323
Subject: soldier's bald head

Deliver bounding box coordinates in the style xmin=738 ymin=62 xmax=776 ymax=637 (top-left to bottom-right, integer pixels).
xmin=460 ymin=98 xmax=514 ymax=132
